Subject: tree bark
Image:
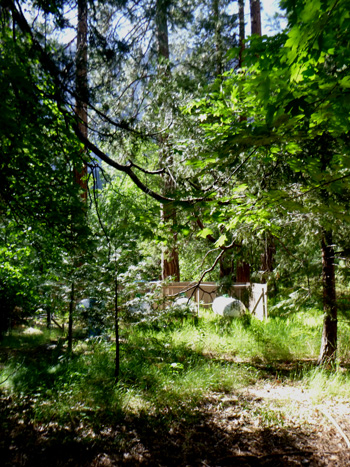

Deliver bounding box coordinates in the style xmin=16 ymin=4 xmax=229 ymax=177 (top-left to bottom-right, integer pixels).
xmin=235 ymin=1 xmax=252 ymax=284
xmin=238 ymin=0 xmax=245 ymax=67
xmin=250 ymin=0 xmax=261 ymax=36
xmin=68 ymin=281 xmax=74 ymax=353
xmin=236 ymin=261 xmax=251 ymax=283
xmin=261 ymin=233 xmax=275 ymax=283
xmin=318 ymin=230 xmax=337 ymax=365
xmin=75 ymin=0 xmax=88 ymax=201
xmin=156 ymin=0 xmax=169 ymax=60
xmin=233 ymin=0 xmax=263 ymax=284
xmin=156 ymin=0 xmax=180 ymax=282
xmin=115 ymin=275 xmax=120 ymax=383
xmin=162 ymin=240 xmax=180 ymax=281
xmin=213 ymin=0 xmax=223 ymax=76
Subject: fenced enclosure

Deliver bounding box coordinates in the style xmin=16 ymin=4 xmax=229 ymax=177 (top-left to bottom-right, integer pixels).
xmin=163 ymin=282 xmax=267 ymax=320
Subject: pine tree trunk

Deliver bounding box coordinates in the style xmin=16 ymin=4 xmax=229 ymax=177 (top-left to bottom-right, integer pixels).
xmin=213 ymin=0 xmax=223 ymax=76
xmin=238 ymin=0 xmax=245 ymax=67
xmin=156 ymin=0 xmax=169 ymax=60
xmin=250 ymin=0 xmax=261 ymax=36
xmin=318 ymin=230 xmax=337 ymax=365
xmin=234 ymin=0 xmax=252 ymax=284
xmin=68 ymin=282 xmax=74 ymax=353
xmin=233 ymin=0 xmax=263 ymax=284
xmin=156 ymin=0 xmax=180 ymax=282
xmin=115 ymin=276 xmax=120 ymax=383
xmin=75 ymin=0 xmax=88 ymax=201
xmin=162 ymin=240 xmax=180 ymax=281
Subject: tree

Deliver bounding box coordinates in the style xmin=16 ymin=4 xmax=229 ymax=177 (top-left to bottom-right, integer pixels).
xmin=5 ymin=0 xmax=350 ymax=371
xmin=238 ymin=0 xmax=245 ymax=67
xmin=0 ymin=4 xmax=90 ymax=247
xmin=250 ymin=0 xmax=261 ymax=36
xmin=74 ymin=0 xmax=89 ymax=201
xmin=155 ymin=0 xmax=180 ymax=281
xmin=185 ymin=0 xmax=350 ymax=363
xmin=319 ymin=230 xmax=337 ymax=364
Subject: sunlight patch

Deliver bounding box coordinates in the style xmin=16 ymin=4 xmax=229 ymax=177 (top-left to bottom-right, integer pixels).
xmin=23 ymin=327 xmax=43 ymax=336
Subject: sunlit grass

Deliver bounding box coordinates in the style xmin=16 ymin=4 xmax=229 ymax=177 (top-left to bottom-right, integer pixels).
xmin=303 ymin=366 xmax=350 ymax=402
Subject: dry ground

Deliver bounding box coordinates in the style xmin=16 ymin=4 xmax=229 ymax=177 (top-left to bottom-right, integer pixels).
xmin=2 ymin=370 xmax=350 ymax=466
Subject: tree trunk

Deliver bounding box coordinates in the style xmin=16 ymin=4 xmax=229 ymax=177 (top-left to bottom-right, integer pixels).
xmin=250 ymin=0 xmax=261 ymax=36
xmin=261 ymin=233 xmax=275 ymax=283
xmin=46 ymin=307 xmax=51 ymax=328
xmin=219 ymin=254 xmax=234 ymax=279
xmin=318 ymin=230 xmax=337 ymax=365
xmin=68 ymin=281 xmax=74 ymax=353
xmin=115 ymin=275 xmax=120 ymax=383
xmin=238 ymin=0 xmax=245 ymax=67
xmin=232 ymin=0 xmax=262 ymax=285
xmin=213 ymin=0 xmax=223 ymax=76
xmin=156 ymin=0 xmax=169 ymax=60
xmin=75 ymin=0 xmax=88 ymax=201
xmin=236 ymin=261 xmax=251 ymax=283
xmin=162 ymin=240 xmax=180 ymax=281
xmin=156 ymin=0 xmax=180 ymax=282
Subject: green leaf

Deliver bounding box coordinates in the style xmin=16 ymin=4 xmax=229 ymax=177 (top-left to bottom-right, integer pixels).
xmin=340 ymin=76 xmax=350 ymax=88
xmin=215 ymin=234 xmax=227 ymax=247
xmin=197 ymin=228 xmax=214 ymax=239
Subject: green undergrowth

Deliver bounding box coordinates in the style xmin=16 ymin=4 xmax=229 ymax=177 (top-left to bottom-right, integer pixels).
xmin=1 ymin=308 xmax=350 ymax=430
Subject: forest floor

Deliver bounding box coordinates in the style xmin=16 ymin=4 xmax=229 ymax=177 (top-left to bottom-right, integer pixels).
xmin=2 ymin=355 xmax=350 ymax=467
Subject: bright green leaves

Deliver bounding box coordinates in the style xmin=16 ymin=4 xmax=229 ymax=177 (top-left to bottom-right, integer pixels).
xmin=300 ymin=0 xmax=321 ymax=22
xmin=183 ymin=0 xmax=350 ymax=243
xmin=340 ymin=76 xmax=350 ymax=89
xmin=197 ymin=227 xmax=214 ymax=239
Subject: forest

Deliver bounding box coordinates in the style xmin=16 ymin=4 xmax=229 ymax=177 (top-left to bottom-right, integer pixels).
xmin=1 ymin=0 xmax=350 ymax=465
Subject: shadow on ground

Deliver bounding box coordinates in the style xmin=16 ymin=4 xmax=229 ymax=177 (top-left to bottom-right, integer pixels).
xmin=1 ymin=328 xmax=350 ymax=466
xmin=2 ymin=387 xmax=349 ymax=467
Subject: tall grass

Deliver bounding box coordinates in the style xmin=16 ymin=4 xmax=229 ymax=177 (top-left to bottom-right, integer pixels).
xmin=303 ymin=366 xmax=350 ymax=401
xmin=169 ymin=308 xmax=323 ymax=361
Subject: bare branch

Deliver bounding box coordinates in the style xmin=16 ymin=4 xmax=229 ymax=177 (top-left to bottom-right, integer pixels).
xmin=127 ymin=159 xmax=166 ymax=175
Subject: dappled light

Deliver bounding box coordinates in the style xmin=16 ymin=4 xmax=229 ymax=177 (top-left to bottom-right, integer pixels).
xmin=2 ymin=313 xmax=350 ymax=465
xmin=2 ymin=0 xmax=350 ymax=464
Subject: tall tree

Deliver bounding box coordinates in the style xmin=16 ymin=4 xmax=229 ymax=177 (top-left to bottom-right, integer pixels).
xmin=318 ymin=230 xmax=337 ymax=364
xmin=250 ymin=0 xmax=261 ymax=35
xmin=68 ymin=0 xmax=89 ymax=352
xmin=213 ymin=0 xmax=223 ymax=76
xmin=186 ymin=0 xmax=350 ymax=363
xmin=234 ymin=0 xmax=262 ymax=283
xmin=156 ymin=0 xmax=180 ymax=281
xmin=74 ymin=0 xmax=88 ymax=201
xmin=238 ymin=0 xmax=245 ymax=67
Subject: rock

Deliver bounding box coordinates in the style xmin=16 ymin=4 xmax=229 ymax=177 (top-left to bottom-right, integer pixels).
xmin=212 ymin=296 xmax=247 ymax=317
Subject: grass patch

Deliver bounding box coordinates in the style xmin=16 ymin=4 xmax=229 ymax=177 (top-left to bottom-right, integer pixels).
xmin=2 ymin=308 xmax=350 ymax=467
xmin=303 ymin=366 xmax=350 ymax=401
xmin=1 ymin=308 xmax=350 ymax=430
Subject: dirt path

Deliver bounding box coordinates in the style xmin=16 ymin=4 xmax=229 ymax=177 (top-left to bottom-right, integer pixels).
xmin=200 ymin=384 xmax=350 ymax=466
xmin=2 ymin=381 xmax=350 ymax=466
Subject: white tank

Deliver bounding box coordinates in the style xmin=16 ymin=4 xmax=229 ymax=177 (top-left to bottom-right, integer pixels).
xmin=212 ymin=296 xmax=247 ymax=317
